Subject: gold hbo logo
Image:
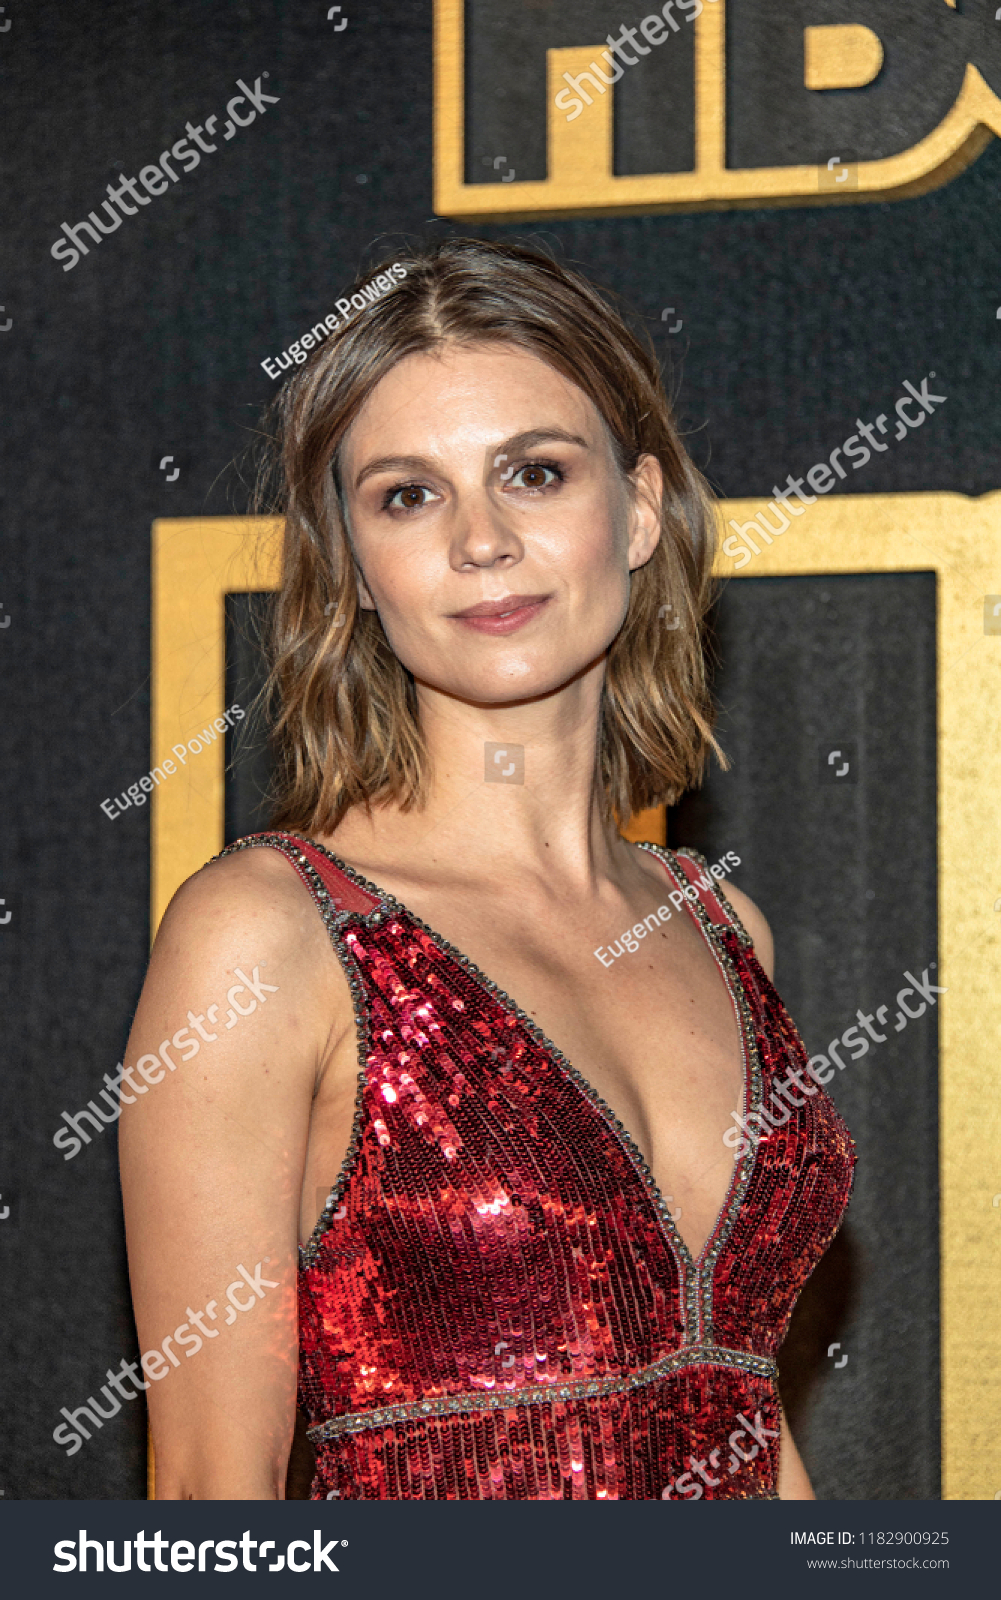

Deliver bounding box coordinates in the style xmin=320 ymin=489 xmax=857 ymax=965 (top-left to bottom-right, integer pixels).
xmin=434 ymin=0 xmax=1001 ymax=220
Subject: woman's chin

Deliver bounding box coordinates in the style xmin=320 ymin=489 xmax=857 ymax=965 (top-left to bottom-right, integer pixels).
xmin=419 ymin=657 xmax=603 ymax=710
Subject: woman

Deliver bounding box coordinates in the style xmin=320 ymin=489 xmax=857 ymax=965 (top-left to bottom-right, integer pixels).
xmin=120 ymin=238 xmax=855 ymax=1501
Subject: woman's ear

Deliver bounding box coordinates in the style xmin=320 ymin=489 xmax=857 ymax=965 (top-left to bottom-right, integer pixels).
xmin=627 ymin=453 xmax=663 ymax=571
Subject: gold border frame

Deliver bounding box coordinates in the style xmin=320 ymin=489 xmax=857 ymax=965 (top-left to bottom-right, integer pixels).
xmin=432 ymin=0 xmax=1001 ymax=223
xmin=151 ymin=492 xmax=1001 ymax=1499
xmin=151 ymin=517 xmax=282 ymax=931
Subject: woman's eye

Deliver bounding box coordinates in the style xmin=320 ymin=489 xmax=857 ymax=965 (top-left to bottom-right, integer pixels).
xmin=507 ymin=463 xmax=561 ymax=490
xmin=387 ymin=484 xmax=436 ymax=510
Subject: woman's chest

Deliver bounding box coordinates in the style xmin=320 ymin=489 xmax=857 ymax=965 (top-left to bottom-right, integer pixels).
xmin=353 ymin=896 xmax=748 ymax=1259
xmin=311 ymin=907 xmax=855 ymax=1365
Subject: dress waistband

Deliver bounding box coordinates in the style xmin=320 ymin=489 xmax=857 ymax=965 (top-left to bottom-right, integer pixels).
xmin=306 ymin=1345 xmax=777 ymax=1444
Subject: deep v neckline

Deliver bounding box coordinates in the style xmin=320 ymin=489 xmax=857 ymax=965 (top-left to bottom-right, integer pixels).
xmin=294 ymin=833 xmax=761 ymax=1275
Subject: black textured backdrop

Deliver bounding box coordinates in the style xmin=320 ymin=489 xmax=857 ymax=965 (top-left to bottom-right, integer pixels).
xmin=465 ymin=0 xmax=1001 ymax=180
xmin=2 ymin=0 xmax=997 ymax=1500
xmin=673 ymin=572 xmax=940 ymax=1500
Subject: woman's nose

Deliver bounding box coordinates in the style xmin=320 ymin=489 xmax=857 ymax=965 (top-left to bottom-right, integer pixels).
xmin=450 ymin=496 xmax=523 ymax=570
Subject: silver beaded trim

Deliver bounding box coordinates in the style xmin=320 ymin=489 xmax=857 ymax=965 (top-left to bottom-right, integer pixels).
xmin=212 ymin=831 xmax=386 ymax=1269
xmin=306 ymin=1344 xmax=778 ymax=1444
xmin=636 ymin=844 xmax=765 ymax=1349
xmin=667 ymin=845 xmax=756 ymax=949
xmin=213 ymin=833 xmax=764 ymax=1328
xmin=286 ymin=837 xmax=698 ymax=1306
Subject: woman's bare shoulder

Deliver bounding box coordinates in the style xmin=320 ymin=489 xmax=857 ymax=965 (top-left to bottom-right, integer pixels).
xmin=150 ymin=843 xmax=342 ymax=1001
xmin=723 ymin=882 xmax=775 ymax=980
xmin=161 ymin=842 xmax=313 ymax=925
xmin=630 ymin=840 xmax=776 ymax=980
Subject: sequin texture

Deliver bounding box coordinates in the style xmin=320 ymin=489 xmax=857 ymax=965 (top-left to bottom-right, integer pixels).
xmin=216 ymin=833 xmax=856 ymax=1500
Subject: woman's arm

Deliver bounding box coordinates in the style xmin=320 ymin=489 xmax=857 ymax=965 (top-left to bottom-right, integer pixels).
xmin=725 ymin=886 xmax=816 ymax=1498
xmin=119 ymin=849 xmax=352 ymax=1499
xmin=778 ymin=1404 xmax=816 ymax=1499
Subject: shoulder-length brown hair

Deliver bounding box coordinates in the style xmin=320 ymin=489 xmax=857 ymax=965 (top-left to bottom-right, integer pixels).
xmin=255 ymin=236 xmax=722 ymax=834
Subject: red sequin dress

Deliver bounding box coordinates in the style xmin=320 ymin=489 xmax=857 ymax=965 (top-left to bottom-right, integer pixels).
xmin=217 ymin=832 xmax=856 ymax=1500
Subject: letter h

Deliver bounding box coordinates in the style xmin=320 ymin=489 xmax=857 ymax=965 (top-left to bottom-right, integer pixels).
xmin=561 ymin=68 xmax=605 ymax=105
xmin=59 ymin=1402 xmax=103 ymax=1441
xmin=60 ymin=218 xmax=102 ymax=255
xmin=60 ymin=1106 xmax=106 ymax=1145
xmin=78 ymin=1531 xmax=105 ymax=1572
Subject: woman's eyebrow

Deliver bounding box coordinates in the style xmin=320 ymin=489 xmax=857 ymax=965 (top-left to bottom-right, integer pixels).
xmin=494 ymin=428 xmax=590 ymax=459
xmin=354 ymin=454 xmax=437 ymax=489
xmin=353 ymin=430 xmax=590 ymax=491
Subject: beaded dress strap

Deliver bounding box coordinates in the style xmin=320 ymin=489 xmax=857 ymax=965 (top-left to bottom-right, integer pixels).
xmin=672 ymin=847 xmax=746 ymax=939
xmin=216 ymin=831 xmax=380 ymax=917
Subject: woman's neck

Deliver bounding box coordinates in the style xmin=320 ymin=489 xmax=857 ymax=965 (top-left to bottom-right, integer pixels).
xmin=325 ymin=659 xmax=627 ymax=892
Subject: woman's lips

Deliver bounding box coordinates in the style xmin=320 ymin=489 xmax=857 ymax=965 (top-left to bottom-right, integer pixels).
xmin=450 ymin=595 xmax=552 ymax=635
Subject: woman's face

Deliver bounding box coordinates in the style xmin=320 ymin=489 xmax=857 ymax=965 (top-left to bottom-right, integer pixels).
xmin=339 ymin=341 xmax=662 ymax=706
